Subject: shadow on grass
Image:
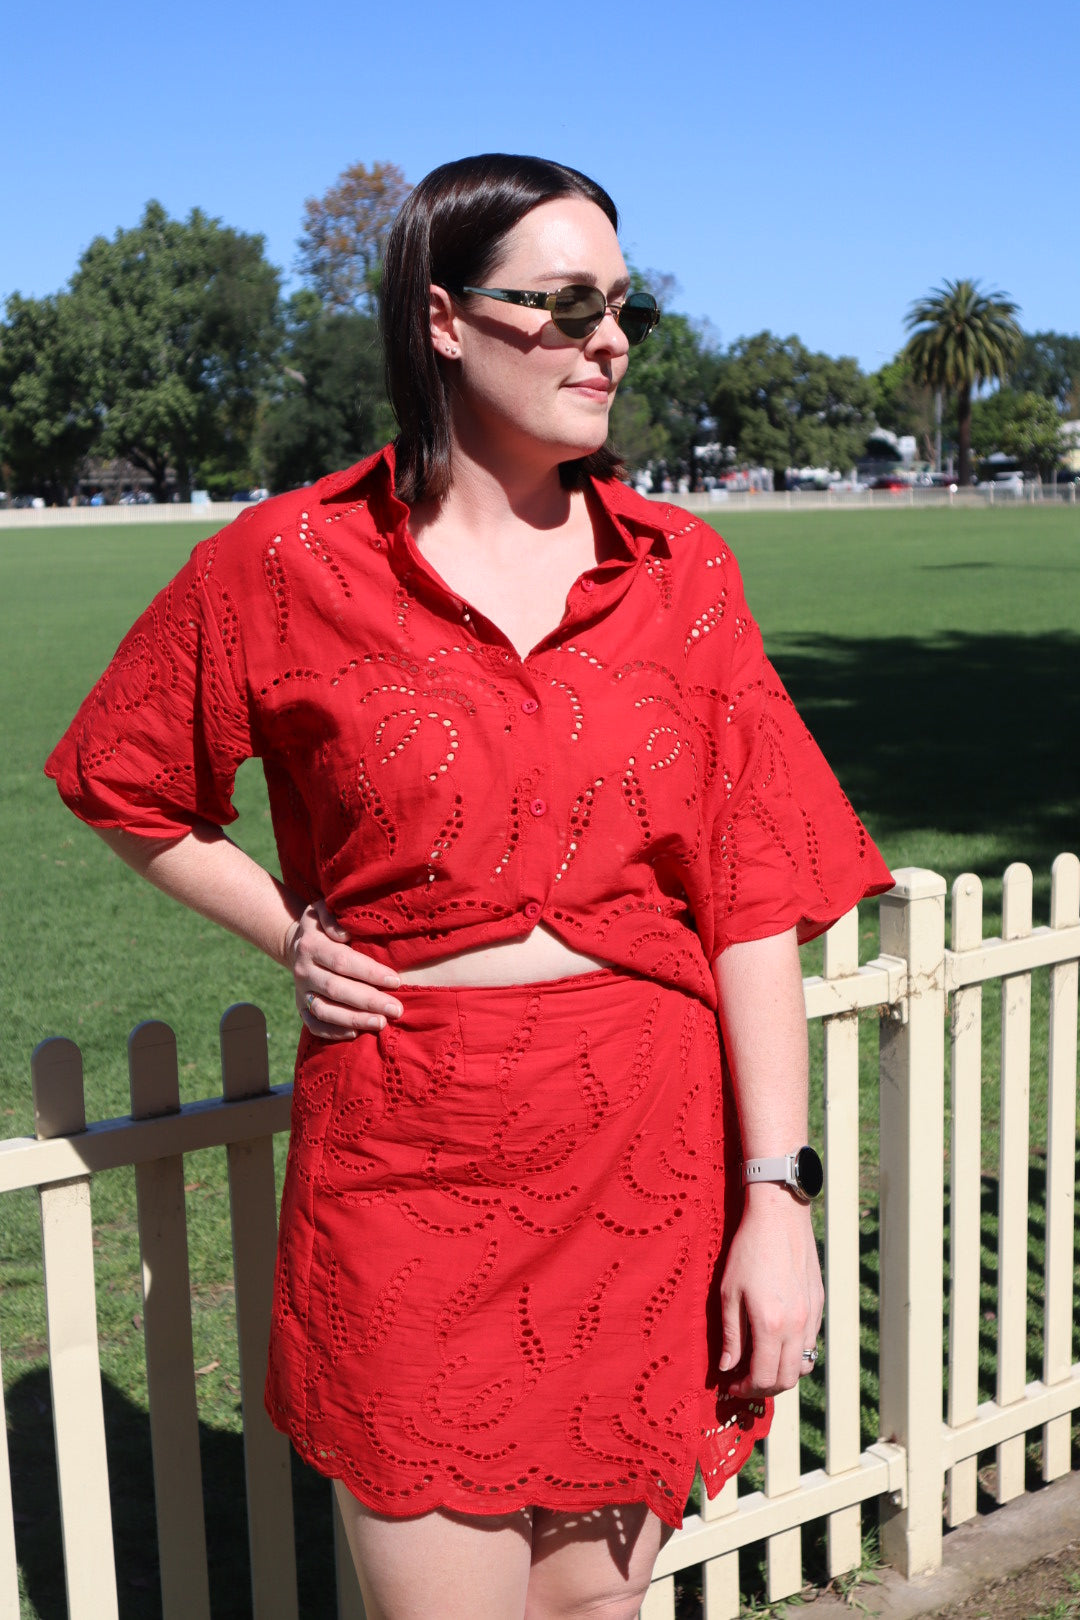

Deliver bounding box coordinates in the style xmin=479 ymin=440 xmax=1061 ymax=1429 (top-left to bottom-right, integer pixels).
xmin=7 ymin=1368 xmax=338 ymax=1620
xmin=768 ymin=630 xmax=1080 ymax=870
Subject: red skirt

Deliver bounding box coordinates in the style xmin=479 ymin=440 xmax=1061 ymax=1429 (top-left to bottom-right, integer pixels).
xmin=264 ymin=968 xmax=771 ymax=1529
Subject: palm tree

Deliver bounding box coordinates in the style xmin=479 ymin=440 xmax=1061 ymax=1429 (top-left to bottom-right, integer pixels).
xmin=904 ymin=280 xmax=1022 ymax=485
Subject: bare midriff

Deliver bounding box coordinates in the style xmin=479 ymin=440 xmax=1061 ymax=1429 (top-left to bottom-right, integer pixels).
xmin=395 ymin=924 xmax=611 ymax=988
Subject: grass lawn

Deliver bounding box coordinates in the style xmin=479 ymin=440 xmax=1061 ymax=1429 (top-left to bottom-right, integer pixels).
xmin=1 ymin=504 xmax=1078 ymax=1615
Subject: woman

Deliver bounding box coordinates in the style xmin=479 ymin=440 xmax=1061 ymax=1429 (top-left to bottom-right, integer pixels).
xmin=47 ymin=154 xmax=892 ymax=1619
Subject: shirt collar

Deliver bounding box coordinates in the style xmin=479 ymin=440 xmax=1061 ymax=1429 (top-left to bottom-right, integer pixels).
xmin=317 ymin=442 xmax=670 ymax=564
xmin=587 ymin=476 xmax=671 ymax=560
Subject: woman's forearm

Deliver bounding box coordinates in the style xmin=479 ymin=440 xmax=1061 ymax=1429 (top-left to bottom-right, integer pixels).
xmin=94 ymin=819 xmax=306 ymax=967
xmin=712 ymin=926 xmax=809 ymax=1156
xmin=93 ymin=820 xmax=403 ymax=1036
xmin=711 ymin=927 xmax=823 ymax=1394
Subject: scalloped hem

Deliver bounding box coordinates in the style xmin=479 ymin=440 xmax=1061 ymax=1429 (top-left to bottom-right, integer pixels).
xmin=699 ymin=1393 xmax=774 ymax=1502
xmin=266 ymin=1392 xmax=771 ymax=1532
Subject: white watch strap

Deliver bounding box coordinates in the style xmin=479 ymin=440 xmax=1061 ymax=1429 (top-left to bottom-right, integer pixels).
xmin=742 ymin=1154 xmax=795 ymax=1187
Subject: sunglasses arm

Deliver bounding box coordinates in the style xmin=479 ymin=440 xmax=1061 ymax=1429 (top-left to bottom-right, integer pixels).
xmin=456 ymin=286 xmax=552 ymax=311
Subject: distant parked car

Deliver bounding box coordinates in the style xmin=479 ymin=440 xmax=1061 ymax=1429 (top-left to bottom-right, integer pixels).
xmin=229 ymin=487 xmax=270 ymax=504
xmin=871 ymin=477 xmax=909 ymax=493
xmin=978 ymin=471 xmax=1024 ymax=497
xmin=119 ymin=490 xmax=155 ymax=505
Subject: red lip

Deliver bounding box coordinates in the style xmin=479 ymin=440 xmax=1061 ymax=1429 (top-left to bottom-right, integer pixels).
xmin=566 ymin=379 xmax=614 ymax=395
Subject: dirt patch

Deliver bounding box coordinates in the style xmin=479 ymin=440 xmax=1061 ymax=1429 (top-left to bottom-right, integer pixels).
xmin=784 ymin=1473 xmax=1080 ymax=1619
xmin=920 ymin=1541 xmax=1080 ymax=1620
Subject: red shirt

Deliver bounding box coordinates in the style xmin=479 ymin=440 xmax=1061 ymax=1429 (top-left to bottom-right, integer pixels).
xmin=46 ymin=446 xmax=892 ymax=1008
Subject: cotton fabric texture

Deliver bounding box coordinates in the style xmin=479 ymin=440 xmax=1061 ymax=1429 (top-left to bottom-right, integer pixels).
xmin=267 ymin=967 xmax=765 ymax=1526
xmin=46 ymin=446 xmax=893 ymax=1527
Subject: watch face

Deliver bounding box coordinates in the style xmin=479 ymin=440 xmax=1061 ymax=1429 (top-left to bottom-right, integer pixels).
xmin=795 ymin=1147 xmax=824 ymax=1198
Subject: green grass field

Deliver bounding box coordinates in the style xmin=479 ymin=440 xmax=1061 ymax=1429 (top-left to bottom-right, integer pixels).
xmin=1 ymin=505 xmax=1078 ymax=1616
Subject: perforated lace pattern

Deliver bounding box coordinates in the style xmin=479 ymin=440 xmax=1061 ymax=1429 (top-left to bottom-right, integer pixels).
xmin=45 ymin=450 xmax=893 ymax=1009
xmin=46 ymin=449 xmax=889 ymax=1524
xmin=265 ymin=972 xmax=771 ymax=1530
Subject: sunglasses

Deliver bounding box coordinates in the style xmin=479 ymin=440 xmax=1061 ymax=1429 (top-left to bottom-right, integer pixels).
xmin=452 ymin=284 xmax=660 ymax=346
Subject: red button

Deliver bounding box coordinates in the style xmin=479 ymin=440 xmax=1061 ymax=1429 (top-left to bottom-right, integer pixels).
xmin=521 ymin=698 xmax=539 ymax=714
xmin=524 ymin=901 xmax=541 ymax=921
xmin=580 ymin=577 xmax=596 ymax=592
xmin=500 ymin=650 xmax=513 ymax=663
xmin=529 ymin=798 xmax=547 ymax=817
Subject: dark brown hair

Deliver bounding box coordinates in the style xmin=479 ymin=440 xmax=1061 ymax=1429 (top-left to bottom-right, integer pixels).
xmin=381 ymin=153 xmax=626 ymax=505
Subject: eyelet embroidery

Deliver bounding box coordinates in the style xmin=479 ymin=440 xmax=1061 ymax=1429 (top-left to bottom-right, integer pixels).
xmin=52 ymin=469 xmax=888 ymax=1533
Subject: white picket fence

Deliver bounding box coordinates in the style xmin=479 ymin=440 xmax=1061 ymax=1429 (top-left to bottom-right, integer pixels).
xmin=1 ymin=857 xmax=1077 ymax=1620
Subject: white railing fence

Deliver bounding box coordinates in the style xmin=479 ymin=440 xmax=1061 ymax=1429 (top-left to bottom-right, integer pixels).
xmin=674 ymin=482 xmax=1080 ymax=515
xmin=0 ymin=500 xmax=252 ymax=531
xmin=1 ymin=481 xmax=1078 ymax=530
xmin=1 ymin=858 xmax=1077 ymax=1620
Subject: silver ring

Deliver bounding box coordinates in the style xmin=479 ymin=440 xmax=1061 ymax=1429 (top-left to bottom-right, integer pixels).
xmin=303 ymin=991 xmax=316 ymax=1014
xmin=801 ymin=1349 xmax=818 ymax=1363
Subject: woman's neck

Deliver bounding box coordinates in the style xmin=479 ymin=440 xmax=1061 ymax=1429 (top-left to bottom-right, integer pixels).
xmin=410 ymin=420 xmax=584 ymax=550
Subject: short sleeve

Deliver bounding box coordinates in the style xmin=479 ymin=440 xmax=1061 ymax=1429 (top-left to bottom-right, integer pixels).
xmin=45 ymin=540 xmax=254 ymax=838
xmin=706 ymin=564 xmax=892 ymax=956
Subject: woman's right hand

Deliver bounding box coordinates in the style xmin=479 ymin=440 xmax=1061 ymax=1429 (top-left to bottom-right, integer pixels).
xmin=285 ymin=900 xmax=403 ymax=1040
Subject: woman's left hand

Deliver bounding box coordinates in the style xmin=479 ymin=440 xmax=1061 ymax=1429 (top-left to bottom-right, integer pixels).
xmin=715 ymin=1183 xmax=824 ymax=1398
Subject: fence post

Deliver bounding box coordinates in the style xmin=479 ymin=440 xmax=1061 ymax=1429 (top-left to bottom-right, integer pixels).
xmin=945 ymin=875 xmax=983 ymax=1527
xmin=822 ymin=909 xmax=863 ymax=1577
xmin=1042 ymin=853 xmax=1079 ymax=1480
xmin=996 ymin=864 xmax=1033 ymax=1503
xmin=129 ymin=1020 xmax=212 ymax=1620
xmin=32 ymin=1037 xmax=120 ymax=1620
xmin=0 ymin=1328 xmax=17 ymax=1617
xmin=220 ymin=1004 xmax=299 ymax=1620
xmin=876 ymin=869 xmax=946 ymax=1578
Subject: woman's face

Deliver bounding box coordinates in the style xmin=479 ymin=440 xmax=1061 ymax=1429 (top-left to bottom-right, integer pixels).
xmin=435 ymin=196 xmax=632 ymax=470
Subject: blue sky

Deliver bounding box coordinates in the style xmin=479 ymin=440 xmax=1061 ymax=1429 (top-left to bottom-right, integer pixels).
xmin=3 ymin=0 xmax=1076 ymax=371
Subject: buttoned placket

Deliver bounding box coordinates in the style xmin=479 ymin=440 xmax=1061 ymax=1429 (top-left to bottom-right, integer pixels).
xmin=489 ymin=640 xmax=556 ymax=931
xmin=378 ymin=528 xmax=560 ymax=932
xmin=372 ymin=490 xmax=657 ymax=938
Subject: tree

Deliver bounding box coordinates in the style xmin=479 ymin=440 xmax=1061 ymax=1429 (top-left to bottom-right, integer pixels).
xmin=710 ymin=333 xmax=875 ymax=489
xmin=0 ymin=293 xmax=99 ymax=501
xmin=612 ymin=273 xmax=719 ymax=481
xmin=68 ymin=201 xmax=281 ymax=499
xmin=1005 ymin=330 xmax=1080 ymax=416
xmin=297 ymin=161 xmax=412 ymax=313
xmin=903 ymin=279 xmax=1022 ymax=486
xmin=609 ymin=390 xmax=668 ymax=474
xmin=258 ymin=292 xmax=395 ymax=491
xmin=869 ymin=351 xmax=940 ymax=457
xmin=970 ymin=388 xmax=1066 ymax=480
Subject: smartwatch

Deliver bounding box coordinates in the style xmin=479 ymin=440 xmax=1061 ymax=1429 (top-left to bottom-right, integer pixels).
xmin=741 ymin=1146 xmax=823 ymax=1203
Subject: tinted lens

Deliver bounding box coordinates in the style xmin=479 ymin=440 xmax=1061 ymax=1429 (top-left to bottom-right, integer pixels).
xmin=617 ymin=292 xmax=659 ymax=346
xmin=549 ymin=285 xmax=606 ymax=338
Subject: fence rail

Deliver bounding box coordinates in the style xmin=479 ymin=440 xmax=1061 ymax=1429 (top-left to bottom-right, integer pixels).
xmin=674 ymin=482 xmax=1080 ymax=515
xmin=1 ymin=857 xmax=1078 ymax=1620
xmin=1 ymin=482 xmax=1078 ymax=530
xmin=0 ymin=501 xmax=251 ymax=530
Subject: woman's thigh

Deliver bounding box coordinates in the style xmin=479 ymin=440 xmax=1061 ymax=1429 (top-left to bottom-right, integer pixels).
xmin=333 ymin=1481 xmax=533 ymax=1620
xmin=525 ymin=1503 xmax=674 ymax=1620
